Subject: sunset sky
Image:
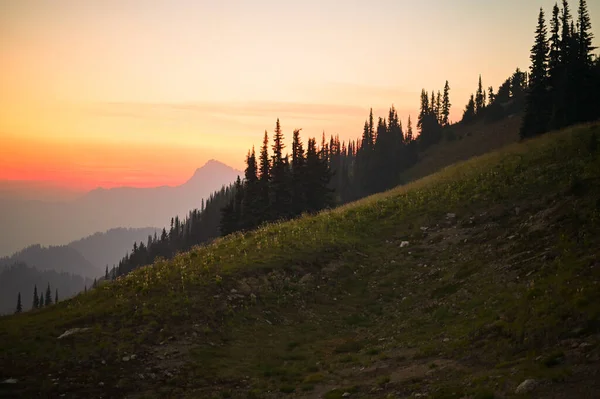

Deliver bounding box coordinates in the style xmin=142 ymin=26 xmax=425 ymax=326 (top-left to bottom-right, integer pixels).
xmin=1 ymin=0 xmax=599 ymax=191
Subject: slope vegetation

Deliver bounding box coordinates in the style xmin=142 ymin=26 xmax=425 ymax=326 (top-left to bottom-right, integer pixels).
xmin=1 ymin=124 xmax=600 ymax=399
xmin=401 ymin=114 xmax=522 ymax=184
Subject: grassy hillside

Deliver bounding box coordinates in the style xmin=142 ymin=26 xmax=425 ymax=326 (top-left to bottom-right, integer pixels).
xmin=401 ymin=115 xmax=522 ymax=184
xmin=1 ymin=123 xmax=600 ymax=399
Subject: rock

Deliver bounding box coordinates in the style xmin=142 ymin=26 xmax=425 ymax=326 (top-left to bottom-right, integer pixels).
xmin=1 ymin=378 xmax=17 ymax=384
xmin=98 ymin=382 xmax=104 ymax=387
xmin=299 ymin=273 xmax=313 ymax=284
xmin=130 ymin=354 xmax=137 ymax=360
xmin=230 ymin=288 xmax=238 ymax=294
xmin=443 ymin=338 xmax=450 ymax=342
xmin=515 ymin=379 xmax=538 ymax=394
xmin=420 ymin=226 xmax=428 ymax=231
xmin=57 ymin=327 xmax=91 ymax=339
xmin=342 ymin=393 xmax=351 ymax=397
xmin=122 ymin=356 xmax=130 ymax=362
xmin=400 ymin=241 xmax=410 ymax=248
xmin=446 ymin=213 xmax=456 ymax=219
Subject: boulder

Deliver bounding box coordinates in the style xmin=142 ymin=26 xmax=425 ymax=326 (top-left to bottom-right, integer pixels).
xmin=515 ymin=379 xmax=538 ymax=394
xmin=57 ymin=328 xmax=91 ymax=340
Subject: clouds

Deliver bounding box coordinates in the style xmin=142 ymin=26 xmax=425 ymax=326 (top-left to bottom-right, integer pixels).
xmin=82 ymin=100 xmax=369 ymax=121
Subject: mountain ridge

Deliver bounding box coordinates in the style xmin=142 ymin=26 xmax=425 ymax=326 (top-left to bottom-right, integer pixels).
xmin=0 ymin=160 xmax=242 ymax=257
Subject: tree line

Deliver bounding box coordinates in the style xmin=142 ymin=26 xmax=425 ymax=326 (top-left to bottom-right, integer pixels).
xmin=16 ymin=283 xmax=59 ymax=313
xmin=220 ymin=120 xmax=334 ymax=235
xmin=521 ymin=0 xmax=599 ymax=138
xmin=100 ymin=0 xmax=599 ymax=284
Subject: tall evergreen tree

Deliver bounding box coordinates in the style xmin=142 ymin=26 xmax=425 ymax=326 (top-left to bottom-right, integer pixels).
xmin=577 ymin=0 xmax=595 ymax=65
xmin=16 ymin=292 xmax=22 ymax=314
xmin=258 ymin=130 xmax=271 ymax=220
xmin=32 ymin=285 xmax=39 ymax=309
xmin=549 ymin=3 xmax=562 ymax=83
xmin=105 ymin=265 xmax=109 ymax=280
xmin=521 ymin=7 xmax=550 ymax=139
xmin=406 ymin=115 xmax=413 ymax=142
xmin=305 ymin=137 xmax=332 ymax=212
xmin=435 ymin=91 xmax=442 ymax=123
xmin=55 ymin=289 xmax=59 ymax=304
xmin=290 ymin=129 xmax=307 ymax=216
xmin=488 ymin=86 xmax=495 ymax=105
xmin=39 ymin=295 xmax=44 ymax=308
xmin=417 ymin=90 xmax=429 ymax=133
xmin=241 ymin=147 xmax=260 ymax=229
xmin=475 ymin=75 xmax=485 ymax=114
xmin=368 ymin=108 xmax=374 ymax=147
xmin=441 ymin=81 xmax=451 ymax=125
xmin=45 ymin=283 xmax=53 ymax=306
xmin=462 ymin=94 xmax=476 ymax=122
xmin=270 ymin=119 xmax=291 ymax=219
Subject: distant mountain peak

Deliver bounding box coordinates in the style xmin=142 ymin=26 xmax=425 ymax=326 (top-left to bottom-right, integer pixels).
xmin=186 ymin=160 xmax=241 ymax=185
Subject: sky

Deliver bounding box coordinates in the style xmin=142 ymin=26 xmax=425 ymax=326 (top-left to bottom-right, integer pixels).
xmin=1 ymin=0 xmax=599 ymax=191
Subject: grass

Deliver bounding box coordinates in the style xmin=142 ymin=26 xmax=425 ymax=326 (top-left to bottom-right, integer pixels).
xmin=0 ymin=123 xmax=600 ymax=398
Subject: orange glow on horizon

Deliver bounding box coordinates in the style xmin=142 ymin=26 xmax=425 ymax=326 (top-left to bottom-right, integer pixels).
xmin=1 ymin=1 xmax=599 ymax=191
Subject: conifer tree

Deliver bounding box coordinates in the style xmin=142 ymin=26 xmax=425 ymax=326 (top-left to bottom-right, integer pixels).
xmin=270 ymin=119 xmax=291 ymax=219
xmin=441 ymin=81 xmax=451 ymax=125
xmin=577 ymin=0 xmax=595 ymax=66
xmin=435 ymin=91 xmax=442 ymax=123
xmin=32 ymin=285 xmax=39 ymax=309
xmin=475 ymin=75 xmax=485 ymax=114
xmin=241 ymin=147 xmax=260 ymax=229
xmin=561 ymin=0 xmax=573 ymax=59
xmin=462 ymin=94 xmax=476 ymax=122
xmin=305 ymin=137 xmax=332 ymax=212
xmin=55 ymin=289 xmax=59 ymax=304
xmin=290 ymin=129 xmax=307 ymax=216
xmin=406 ymin=115 xmax=413 ymax=142
xmin=93 ymin=278 xmax=97 ymax=289
xmin=105 ymin=265 xmax=109 ymax=280
xmin=368 ymin=108 xmax=374 ymax=148
xmin=521 ymin=7 xmax=550 ymax=139
xmin=488 ymin=86 xmax=495 ymax=105
xmin=549 ymin=3 xmax=561 ymax=84
xmin=361 ymin=121 xmax=371 ymax=150
xmin=45 ymin=283 xmax=53 ymax=306
xmin=417 ymin=90 xmax=429 ymax=133
xmin=258 ymin=130 xmax=271 ymax=220
xmin=16 ymin=292 xmax=22 ymax=314
xmin=39 ymin=295 xmax=44 ymax=308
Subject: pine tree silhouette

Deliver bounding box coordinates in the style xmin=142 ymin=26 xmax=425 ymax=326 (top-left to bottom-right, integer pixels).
xmin=32 ymin=285 xmax=39 ymax=309
xmin=16 ymin=292 xmax=22 ymax=314
xmin=45 ymin=283 xmax=53 ymax=306
xmin=475 ymin=75 xmax=485 ymax=114
xmin=462 ymin=94 xmax=476 ymax=123
xmin=441 ymin=81 xmax=451 ymax=126
xmin=521 ymin=7 xmax=550 ymax=139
